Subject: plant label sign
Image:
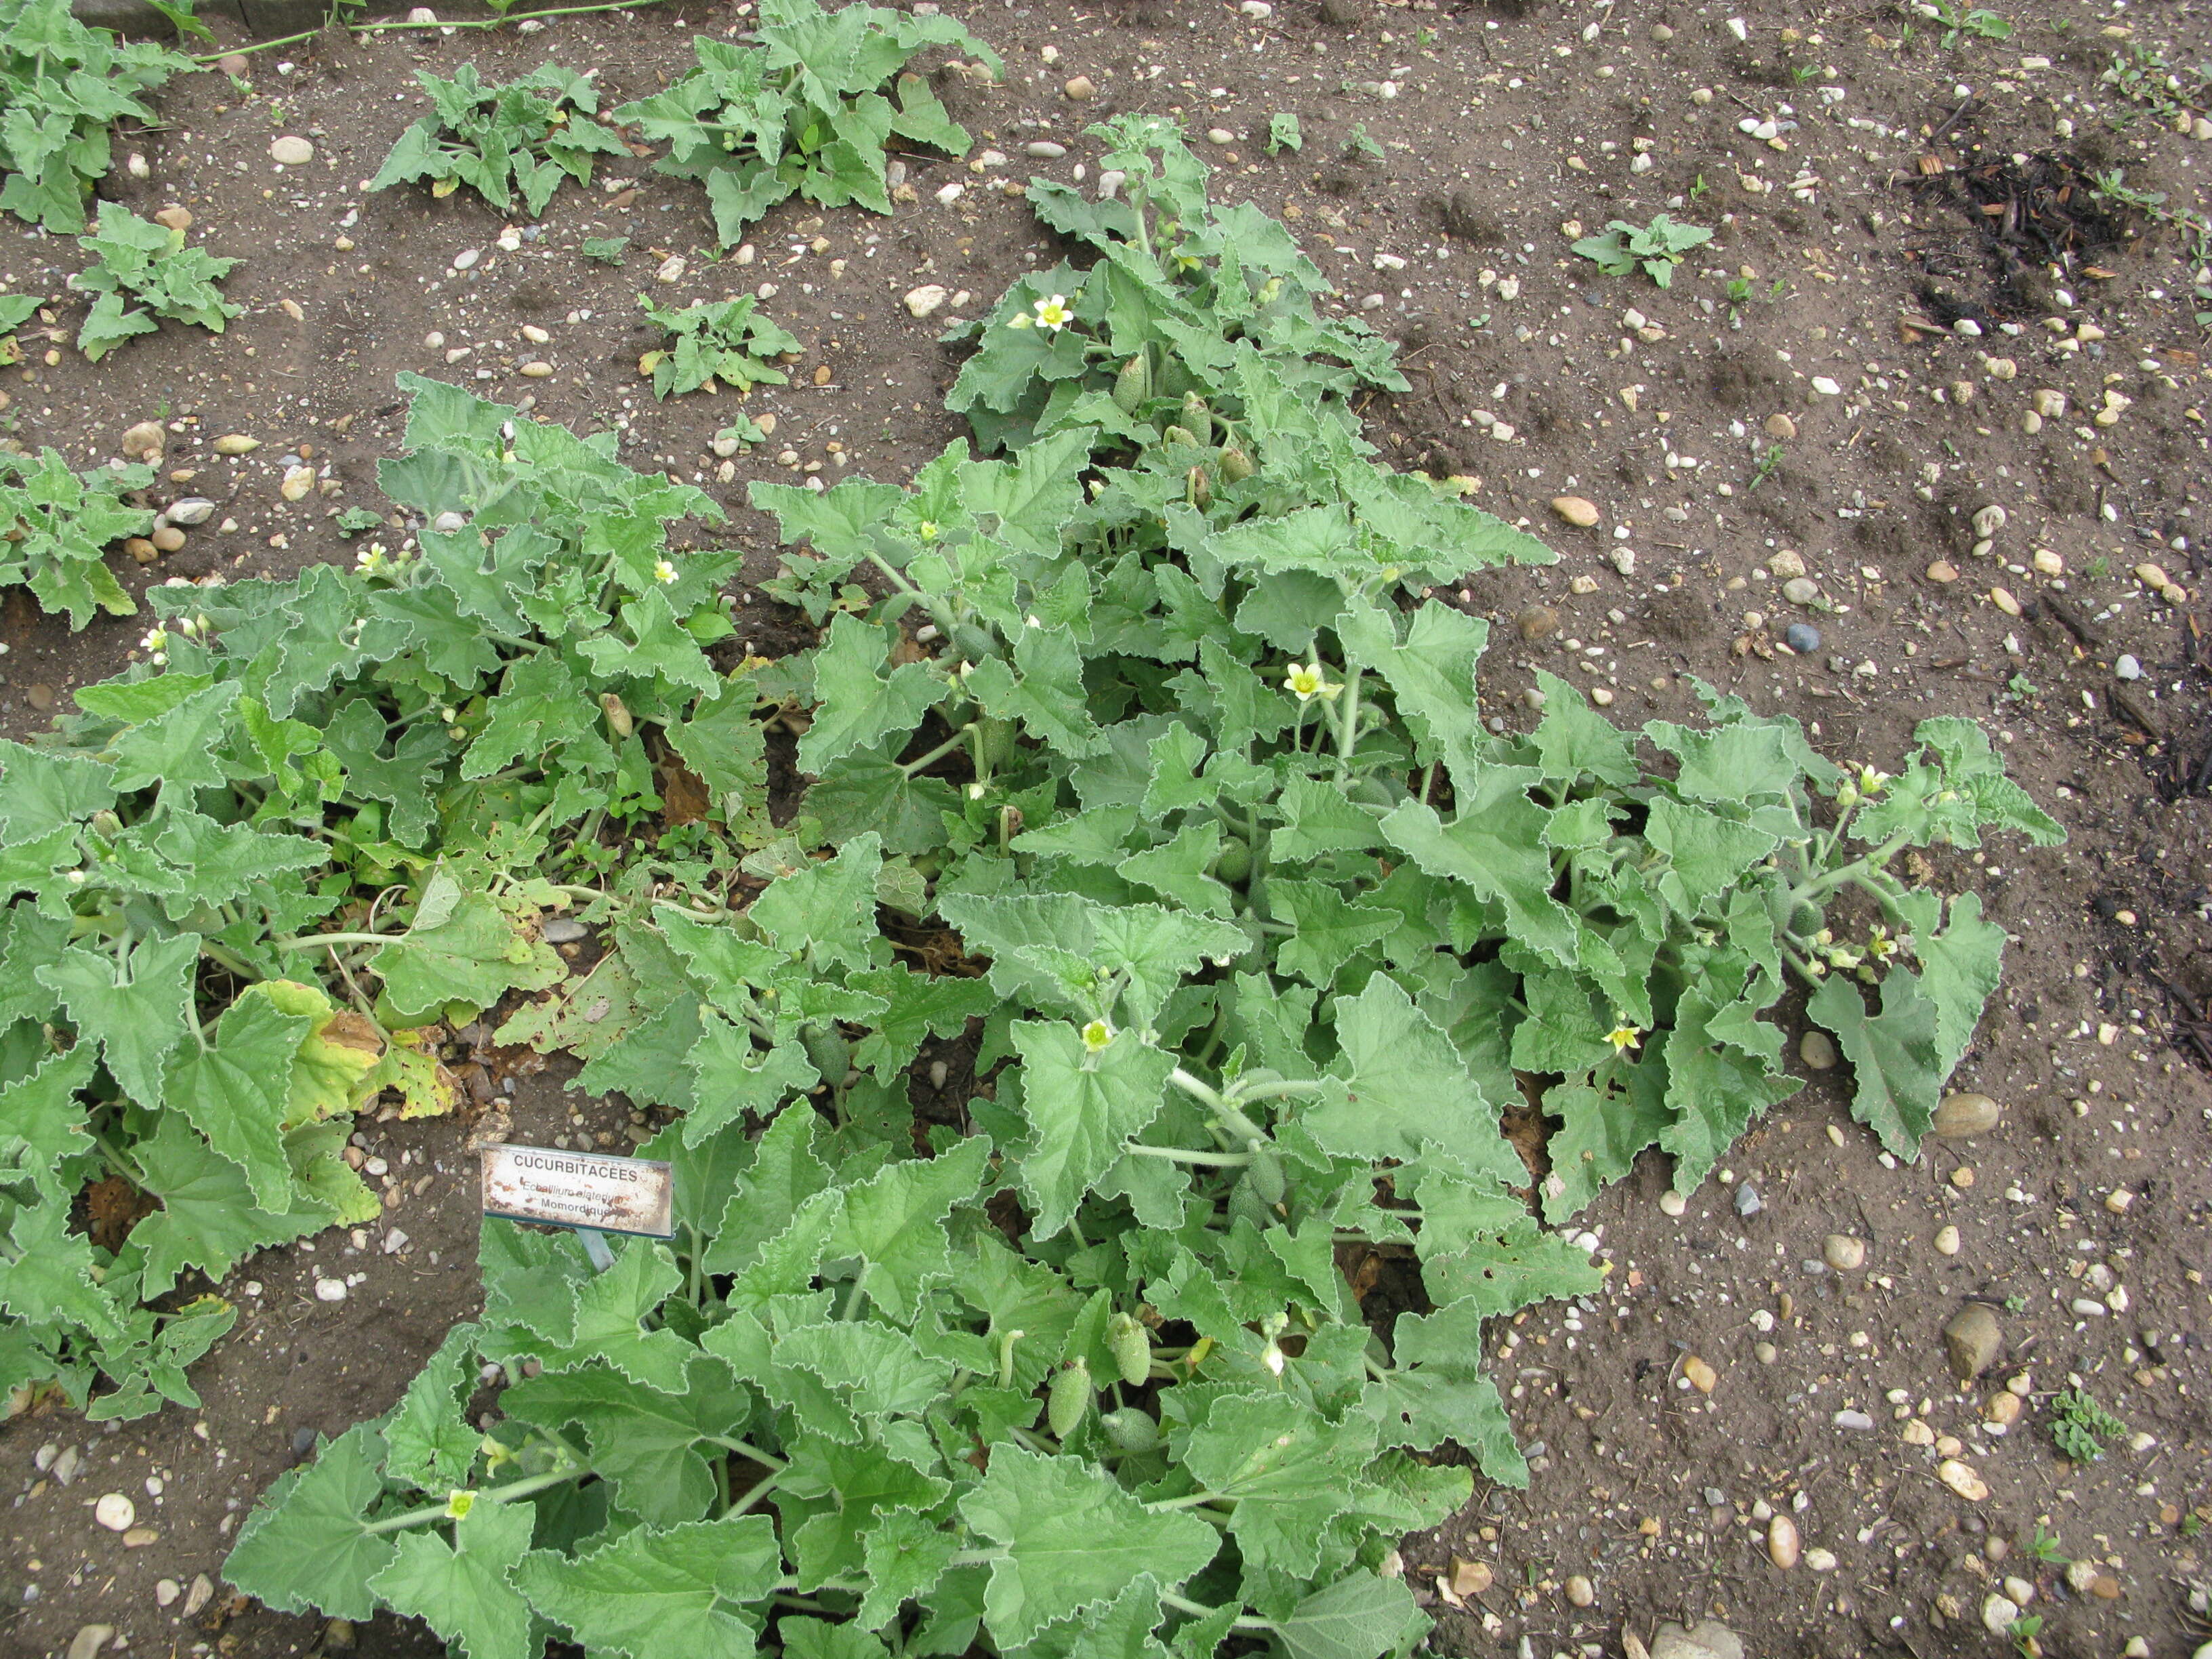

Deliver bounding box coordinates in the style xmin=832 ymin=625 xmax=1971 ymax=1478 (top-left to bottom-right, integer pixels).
xmin=479 ymin=1143 xmax=674 ymax=1239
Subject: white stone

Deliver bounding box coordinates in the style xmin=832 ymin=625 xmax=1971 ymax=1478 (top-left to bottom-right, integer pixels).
xmin=269 ymin=136 xmax=314 ymax=166
xmin=166 ymin=497 xmax=215 ymax=526
xmin=903 ymin=284 xmax=949 ymax=319
xmin=1811 ymin=376 xmax=1843 ymax=396
xmin=94 ymin=1492 xmax=136 ymax=1531
xmin=451 ymin=247 xmax=480 ymax=272
xmin=314 ymin=1276 xmax=348 ymax=1302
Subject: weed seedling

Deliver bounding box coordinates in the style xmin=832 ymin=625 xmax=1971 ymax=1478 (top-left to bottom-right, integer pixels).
xmin=2049 ymin=1387 xmax=2127 ymax=1461
xmin=68 ymin=201 xmax=240 ymax=361
xmin=1571 ymin=214 xmax=1713 ymax=289
xmin=1266 ymin=112 xmax=1303 ymax=155
xmin=368 ymin=62 xmax=627 ymax=216
xmin=2024 ymin=1525 xmax=2068 ymax=1565
xmin=636 ymin=292 xmax=802 ymax=397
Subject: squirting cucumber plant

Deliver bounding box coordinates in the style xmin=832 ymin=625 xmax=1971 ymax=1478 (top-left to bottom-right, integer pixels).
xmin=207 ymin=118 xmax=2059 ymax=1659
xmin=614 ymin=0 xmax=1001 ymax=247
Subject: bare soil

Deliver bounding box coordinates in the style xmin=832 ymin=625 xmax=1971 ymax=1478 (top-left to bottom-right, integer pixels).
xmin=3 ymin=0 xmax=2211 ymax=1654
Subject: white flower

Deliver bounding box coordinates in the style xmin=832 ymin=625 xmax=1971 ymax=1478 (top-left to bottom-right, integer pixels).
xmin=1081 ymin=1018 xmax=1115 ymax=1054
xmin=653 ymin=558 xmax=678 ymax=585
xmin=140 ymin=627 xmax=167 ymax=654
xmin=1857 ymin=764 xmax=1891 ymax=796
xmin=1281 ymin=660 xmax=1343 ymax=703
xmin=1032 ymin=293 xmax=1073 ymax=331
xmin=355 ymin=542 xmax=386 ymax=574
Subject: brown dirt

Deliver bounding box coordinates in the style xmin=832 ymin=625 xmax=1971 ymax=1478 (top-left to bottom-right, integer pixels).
xmin=4 ymin=0 xmax=2211 ymax=1654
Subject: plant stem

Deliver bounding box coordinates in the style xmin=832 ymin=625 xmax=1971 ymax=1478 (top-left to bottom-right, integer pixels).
xmin=840 ymin=1259 xmax=872 ymax=1321
xmin=1166 ymin=1067 xmax=1269 ymax=1146
xmin=863 ymin=550 xmax=958 ymax=635
xmin=274 ymin=931 xmax=397 ymax=951
xmin=1332 ymin=666 xmax=1361 ymax=785
xmin=705 ymin=1433 xmax=787 ymax=1471
xmin=899 ymin=725 xmax=973 ymax=778
xmin=346 ymin=0 xmax=672 ymax=39
xmin=1233 ymin=1079 xmax=1329 ymax=1102
xmin=1146 ymin=1490 xmax=1231 ymax=1511
xmin=1123 ymin=1142 xmax=1252 ymax=1167
xmin=361 ymin=1464 xmax=589 ymax=1535
xmin=728 ymin=1471 xmax=781 ymax=1514
xmin=1160 ymin=1591 xmax=1274 ymax=1631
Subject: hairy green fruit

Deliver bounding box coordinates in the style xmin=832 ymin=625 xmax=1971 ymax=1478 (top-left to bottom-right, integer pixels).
xmin=1099 ymin=1406 xmax=1162 ymax=1452
xmin=1048 ymin=1357 xmax=1093 ymax=1438
xmin=1107 ymin=1311 xmax=1152 ymax=1387
xmin=1212 ymin=834 xmax=1252 ymax=885
xmin=1112 ymin=352 xmax=1151 ymax=413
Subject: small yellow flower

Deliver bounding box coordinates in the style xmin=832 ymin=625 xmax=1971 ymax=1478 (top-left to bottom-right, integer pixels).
xmin=140 ymin=626 xmax=167 ymax=655
xmin=917 ymin=520 xmax=939 ymax=541
xmin=1605 ymin=1022 xmax=1642 ymax=1054
xmin=445 ymin=1490 xmax=476 ymax=1519
xmin=1866 ymin=926 xmax=1897 ymax=962
xmin=1032 ymin=293 xmax=1073 ymax=331
xmin=355 ymin=541 xmax=386 ymax=574
xmin=1081 ymin=1018 xmax=1115 ymax=1053
xmin=1281 ymin=661 xmax=1343 ymax=703
xmin=653 ymin=558 xmax=678 ymax=585
xmin=1857 ymin=764 xmax=1891 ymax=796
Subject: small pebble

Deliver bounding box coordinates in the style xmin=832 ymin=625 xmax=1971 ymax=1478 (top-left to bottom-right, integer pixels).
xmin=1682 ymin=1355 xmax=1717 ymax=1393
xmin=1734 ymin=1185 xmax=1762 ymax=1218
xmin=1753 ymin=1340 xmax=1778 ymax=1364
xmin=1763 ymin=411 xmax=1795 ymax=440
xmin=904 ymin=284 xmax=949 ymax=319
xmin=94 ymin=1492 xmax=136 ymax=1531
xmin=1025 ymin=141 xmax=1067 ymax=159
xmin=1781 ymin=578 xmax=1820 ymax=609
xmin=155 ymin=1578 xmax=181 ymax=1607
xmin=1934 ymin=1225 xmax=1961 ymax=1256
xmin=1563 ymin=1574 xmax=1594 ymax=1608
xmin=1798 ymin=1030 xmax=1837 ymax=1070
xmin=1767 ymin=1513 xmax=1799 ymax=1570
xmin=1933 ymin=1092 xmax=2002 ymax=1139
xmin=1063 ymin=75 xmax=1097 ymax=100
xmin=314 ymin=1276 xmax=348 ymax=1302
xmin=1941 ymin=1459 xmax=1992 ymax=1502
xmin=66 ymin=1627 xmax=114 ymax=1659
xmin=1659 ymin=1191 xmax=1687 ymax=1216
xmin=1783 ymin=621 xmax=1821 ymax=653
xmin=167 ymin=496 xmax=215 ymax=526
xmin=1925 ymin=559 xmax=1959 ymax=583
xmin=519 ymin=361 xmax=554 ymax=378
xmin=1804 ymin=1548 xmax=1838 ymax=1572
xmin=270 ymin=136 xmax=315 ymax=166
xmin=1944 ymin=1303 xmax=2003 ymax=1380
xmin=1516 ymin=605 xmax=1559 ymax=642
xmin=1833 ymin=1409 xmax=1875 ymax=1431
xmin=2115 ymin=654 xmax=2143 ymax=681
xmin=1823 ymin=1234 xmax=1865 ymax=1271
xmin=1550 ymin=494 xmax=1600 ymax=528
